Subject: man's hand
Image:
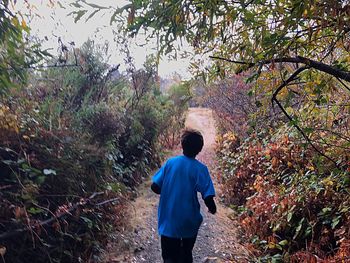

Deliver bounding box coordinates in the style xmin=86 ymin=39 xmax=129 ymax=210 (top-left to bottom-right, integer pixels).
xmin=151 ymin=182 xmax=161 ymax=194
xmin=204 ymin=195 xmax=216 ymax=214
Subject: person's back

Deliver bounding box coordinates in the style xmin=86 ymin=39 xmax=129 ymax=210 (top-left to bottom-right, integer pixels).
xmin=151 ymin=129 xmax=216 ymax=263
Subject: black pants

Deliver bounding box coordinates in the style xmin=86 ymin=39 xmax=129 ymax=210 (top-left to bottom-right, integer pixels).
xmin=161 ymin=235 xmax=197 ymax=263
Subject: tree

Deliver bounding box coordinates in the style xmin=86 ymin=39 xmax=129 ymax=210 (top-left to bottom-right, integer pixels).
xmin=73 ymin=1 xmax=350 ymax=75
xmin=0 ymin=1 xmax=49 ymax=95
xmin=72 ymin=0 xmax=350 ymax=166
xmin=158 ymin=81 xmax=192 ymax=148
xmin=71 ymin=0 xmax=350 ymax=102
xmin=118 ymin=0 xmax=350 ymax=166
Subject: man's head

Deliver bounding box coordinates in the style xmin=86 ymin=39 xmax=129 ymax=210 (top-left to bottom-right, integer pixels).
xmin=181 ymin=129 xmax=204 ymax=158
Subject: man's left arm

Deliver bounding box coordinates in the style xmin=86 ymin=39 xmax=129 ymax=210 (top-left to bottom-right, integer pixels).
xmin=204 ymin=195 xmax=216 ymax=214
xmin=197 ymin=166 xmax=216 ymax=214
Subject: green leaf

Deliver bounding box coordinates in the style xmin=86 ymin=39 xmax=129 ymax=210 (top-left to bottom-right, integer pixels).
xmin=331 ymin=216 xmax=341 ymax=229
xmin=71 ymin=10 xmax=88 ymax=23
xmin=275 ymin=244 xmax=283 ymax=250
xmin=278 ymin=240 xmax=288 ymax=246
xmin=28 ymin=207 xmax=44 ymax=215
xmin=86 ymin=9 xmax=100 ymax=21
xmin=70 ymin=2 xmax=83 ymax=8
xmin=40 ymin=49 xmax=53 ymax=57
xmin=84 ymin=2 xmax=107 ymax=9
xmin=293 ymin=218 xmax=305 ymax=239
xmin=57 ymin=1 xmax=66 ymax=9
xmin=304 ymin=224 xmax=312 ymax=237
xmin=272 ymin=222 xmax=281 ymax=232
xmin=322 ymin=207 xmax=332 ymax=214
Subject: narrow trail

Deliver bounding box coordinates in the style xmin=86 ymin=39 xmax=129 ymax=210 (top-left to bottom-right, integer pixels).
xmin=104 ymin=108 xmax=251 ymax=263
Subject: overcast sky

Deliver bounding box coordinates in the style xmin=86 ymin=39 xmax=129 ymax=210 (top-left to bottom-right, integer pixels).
xmin=16 ymin=0 xmax=192 ymax=79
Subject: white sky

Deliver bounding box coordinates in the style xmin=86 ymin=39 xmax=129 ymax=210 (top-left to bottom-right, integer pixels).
xmin=15 ymin=0 xmax=192 ymax=79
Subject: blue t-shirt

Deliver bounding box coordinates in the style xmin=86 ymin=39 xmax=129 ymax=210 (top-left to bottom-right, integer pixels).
xmin=152 ymin=155 xmax=215 ymax=238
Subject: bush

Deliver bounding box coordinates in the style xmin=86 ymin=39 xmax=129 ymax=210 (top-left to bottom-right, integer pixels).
xmin=216 ymin=127 xmax=350 ymax=262
xmin=0 ymin=40 xmax=184 ymax=262
xmin=156 ymin=82 xmax=192 ymax=149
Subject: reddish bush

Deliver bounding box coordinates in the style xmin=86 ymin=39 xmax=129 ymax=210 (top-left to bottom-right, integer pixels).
xmin=216 ymin=129 xmax=350 ymax=261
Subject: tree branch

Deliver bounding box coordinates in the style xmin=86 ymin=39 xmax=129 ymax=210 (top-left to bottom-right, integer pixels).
xmin=337 ymin=77 xmax=350 ymax=92
xmin=0 ymin=192 xmax=108 ymax=240
xmin=210 ymin=55 xmax=350 ymax=82
xmin=209 ymin=56 xmax=255 ymax=66
xmin=271 ymin=67 xmax=339 ymax=167
xmin=272 ymin=66 xmax=308 ymax=98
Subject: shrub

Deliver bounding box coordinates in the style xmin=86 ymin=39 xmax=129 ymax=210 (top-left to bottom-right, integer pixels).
xmin=216 ymin=127 xmax=350 ymax=262
xmin=0 ymin=40 xmax=182 ymax=262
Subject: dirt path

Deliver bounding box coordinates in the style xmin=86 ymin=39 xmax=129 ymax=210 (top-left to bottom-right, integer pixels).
xmin=103 ymin=108 xmax=252 ymax=263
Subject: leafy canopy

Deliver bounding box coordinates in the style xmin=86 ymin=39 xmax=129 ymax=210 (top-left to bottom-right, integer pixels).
xmin=72 ymin=1 xmax=350 ymax=79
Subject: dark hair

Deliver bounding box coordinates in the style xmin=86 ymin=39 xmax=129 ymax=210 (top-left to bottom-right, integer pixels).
xmin=181 ymin=129 xmax=204 ymax=158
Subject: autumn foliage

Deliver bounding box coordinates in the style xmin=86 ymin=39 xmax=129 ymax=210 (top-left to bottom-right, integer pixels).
xmin=216 ymin=127 xmax=350 ymax=262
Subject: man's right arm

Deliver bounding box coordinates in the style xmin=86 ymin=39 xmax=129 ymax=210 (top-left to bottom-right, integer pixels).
xmin=152 ymin=162 xmax=167 ymax=195
xmin=151 ymin=182 xmax=161 ymax=194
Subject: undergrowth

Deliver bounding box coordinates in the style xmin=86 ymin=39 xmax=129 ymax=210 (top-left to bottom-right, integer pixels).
xmin=216 ymin=127 xmax=350 ymax=262
xmin=0 ymin=41 xmax=189 ymax=262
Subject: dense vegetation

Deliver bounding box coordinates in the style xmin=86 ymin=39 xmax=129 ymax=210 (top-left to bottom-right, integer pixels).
xmin=2 ymin=0 xmax=350 ymax=262
xmin=191 ymin=71 xmax=345 ymax=261
xmin=0 ymin=3 xmax=190 ymax=261
xmin=84 ymin=0 xmax=350 ymax=261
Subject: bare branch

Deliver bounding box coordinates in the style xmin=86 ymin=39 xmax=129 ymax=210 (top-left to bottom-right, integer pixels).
xmin=337 ymin=77 xmax=350 ymax=92
xmin=210 ymin=55 xmax=350 ymax=82
xmin=0 ymin=192 xmax=106 ymax=240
